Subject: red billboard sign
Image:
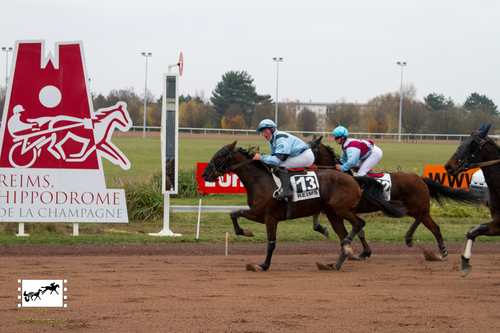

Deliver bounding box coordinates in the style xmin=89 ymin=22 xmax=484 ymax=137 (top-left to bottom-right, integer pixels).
xmin=196 ymin=163 xmax=246 ymax=194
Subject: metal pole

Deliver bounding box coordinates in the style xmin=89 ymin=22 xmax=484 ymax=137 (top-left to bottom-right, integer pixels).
xmin=273 ymin=57 xmax=282 ymax=126
xmin=142 ymin=52 xmax=152 ymax=138
xmin=2 ymin=47 xmax=13 ymax=85
xmin=396 ymin=62 xmax=406 ymax=143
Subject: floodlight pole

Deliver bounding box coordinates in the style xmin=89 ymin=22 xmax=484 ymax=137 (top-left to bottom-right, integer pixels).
xmin=2 ymin=47 xmax=13 ymax=85
xmin=142 ymin=52 xmax=152 ymax=138
xmin=273 ymin=57 xmax=283 ymax=126
xmin=397 ymin=62 xmax=407 ymax=143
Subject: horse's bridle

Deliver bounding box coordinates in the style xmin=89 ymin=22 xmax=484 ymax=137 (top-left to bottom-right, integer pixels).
xmin=453 ymin=134 xmax=485 ymax=172
xmin=453 ymin=133 xmax=500 ymax=172
xmin=210 ymin=146 xmax=259 ymax=178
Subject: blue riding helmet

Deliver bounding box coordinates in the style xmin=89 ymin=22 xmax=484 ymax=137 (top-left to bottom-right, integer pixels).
xmin=333 ymin=126 xmax=349 ymax=138
xmin=256 ymin=119 xmax=277 ymax=132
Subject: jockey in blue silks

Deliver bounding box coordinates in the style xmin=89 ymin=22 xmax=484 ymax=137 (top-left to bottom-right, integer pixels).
xmin=333 ymin=125 xmax=383 ymax=176
xmin=253 ymin=119 xmax=314 ymax=199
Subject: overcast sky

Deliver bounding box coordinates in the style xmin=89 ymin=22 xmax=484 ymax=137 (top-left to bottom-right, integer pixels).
xmin=2 ymin=0 xmax=500 ymax=107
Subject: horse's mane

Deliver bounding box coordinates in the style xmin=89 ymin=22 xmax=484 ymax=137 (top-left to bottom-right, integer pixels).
xmin=236 ymin=146 xmax=256 ymax=158
xmin=323 ymin=144 xmax=341 ymax=162
xmin=235 ymin=146 xmax=271 ymax=172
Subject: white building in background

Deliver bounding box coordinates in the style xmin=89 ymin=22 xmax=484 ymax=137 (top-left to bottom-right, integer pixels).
xmin=285 ymin=101 xmax=366 ymax=131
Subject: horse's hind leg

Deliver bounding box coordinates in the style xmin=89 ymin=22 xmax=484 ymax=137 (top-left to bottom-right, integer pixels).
xmin=405 ymin=219 xmax=421 ymax=247
xmin=229 ymin=209 xmax=254 ymax=237
xmin=312 ymin=213 xmax=329 ymax=238
xmin=416 ymin=214 xmax=448 ymax=259
xmin=355 ymin=229 xmax=372 ymax=260
xmin=322 ymin=208 xmax=350 ymax=269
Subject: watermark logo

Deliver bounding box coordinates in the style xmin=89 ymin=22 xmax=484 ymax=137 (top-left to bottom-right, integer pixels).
xmin=18 ymin=279 xmax=67 ymax=307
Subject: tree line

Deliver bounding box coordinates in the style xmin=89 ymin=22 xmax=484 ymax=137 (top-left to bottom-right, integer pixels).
xmin=0 ymin=70 xmax=498 ymax=134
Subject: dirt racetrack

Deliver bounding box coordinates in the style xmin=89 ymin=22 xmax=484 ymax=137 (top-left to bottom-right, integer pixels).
xmin=2 ymin=242 xmax=500 ymax=332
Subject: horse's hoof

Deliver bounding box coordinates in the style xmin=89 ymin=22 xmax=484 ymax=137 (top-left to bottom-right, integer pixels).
xmin=440 ymin=250 xmax=448 ymax=259
xmin=316 ymin=262 xmax=337 ymax=270
xmin=322 ymin=228 xmax=329 ymax=238
xmin=243 ymin=228 xmax=254 ymax=237
xmin=461 ymin=255 xmax=471 ymax=277
xmin=356 ymin=255 xmax=367 ymax=261
xmin=406 ymin=238 xmax=413 ymax=248
xmin=246 ymin=263 xmax=263 ymax=272
xmin=342 ymin=244 xmax=354 ymax=259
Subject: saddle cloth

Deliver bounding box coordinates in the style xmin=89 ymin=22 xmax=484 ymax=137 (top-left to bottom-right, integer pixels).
xmin=272 ymin=170 xmax=320 ymax=202
xmin=370 ymin=173 xmax=392 ymax=201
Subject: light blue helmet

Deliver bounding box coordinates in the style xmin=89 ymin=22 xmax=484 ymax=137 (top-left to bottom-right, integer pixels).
xmin=333 ymin=126 xmax=349 ymax=138
xmin=256 ymin=119 xmax=277 ymax=132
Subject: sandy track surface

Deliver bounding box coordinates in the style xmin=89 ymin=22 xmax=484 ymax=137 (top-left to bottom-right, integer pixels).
xmin=2 ymin=242 xmax=500 ymax=332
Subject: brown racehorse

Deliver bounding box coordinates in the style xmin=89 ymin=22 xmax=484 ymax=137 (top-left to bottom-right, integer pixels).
xmin=309 ymin=135 xmax=485 ymax=260
xmin=445 ymin=124 xmax=500 ymax=276
xmin=201 ymin=141 xmax=406 ymax=271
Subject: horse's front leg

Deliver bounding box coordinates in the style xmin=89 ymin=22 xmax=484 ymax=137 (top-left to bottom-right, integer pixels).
xmin=462 ymin=223 xmax=490 ymax=277
xmin=229 ymin=209 xmax=254 ymax=237
xmin=247 ymin=219 xmax=277 ymax=271
xmin=342 ymin=216 xmax=366 ymax=260
xmin=312 ymin=213 xmax=329 ymax=238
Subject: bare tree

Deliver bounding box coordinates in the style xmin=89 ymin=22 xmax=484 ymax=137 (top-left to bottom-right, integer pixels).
xmin=364 ymin=93 xmax=397 ymax=132
xmin=325 ymin=99 xmax=361 ymax=132
xmin=428 ymin=106 xmax=469 ymax=134
xmin=251 ymin=99 xmax=275 ymax=129
xmin=179 ymin=100 xmax=215 ymax=128
xmin=296 ymin=108 xmax=317 ymax=135
xmin=222 ymin=104 xmax=245 ymax=129
xmin=0 ymin=85 xmax=6 ymax=119
xmin=401 ymin=99 xmax=428 ymax=134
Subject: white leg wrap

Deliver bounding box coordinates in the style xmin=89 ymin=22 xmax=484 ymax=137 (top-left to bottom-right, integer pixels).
xmin=463 ymin=239 xmax=474 ymax=259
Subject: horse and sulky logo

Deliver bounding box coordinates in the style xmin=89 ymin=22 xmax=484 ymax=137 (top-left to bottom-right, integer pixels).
xmin=0 ymin=41 xmax=131 ymax=223
xmin=18 ymin=279 xmax=67 ymax=307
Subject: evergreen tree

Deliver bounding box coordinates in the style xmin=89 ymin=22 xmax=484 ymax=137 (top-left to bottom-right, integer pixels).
xmin=463 ymin=93 xmax=498 ymax=115
xmin=210 ymin=71 xmax=270 ymax=128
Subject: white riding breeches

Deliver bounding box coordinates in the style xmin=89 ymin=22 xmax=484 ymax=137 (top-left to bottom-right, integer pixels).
xmin=356 ymin=145 xmax=383 ymax=176
xmin=280 ymin=149 xmax=315 ymax=169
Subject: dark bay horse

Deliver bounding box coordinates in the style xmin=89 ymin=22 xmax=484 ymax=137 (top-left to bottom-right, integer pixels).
xmin=309 ymin=135 xmax=485 ymax=260
xmin=445 ymin=124 xmax=500 ymax=276
xmin=201 ymin=141 xmax=406 ymax=271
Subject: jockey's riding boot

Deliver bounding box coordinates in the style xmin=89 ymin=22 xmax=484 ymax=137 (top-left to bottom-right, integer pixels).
xmin=275 ymin=170 xmax=293 ymax=199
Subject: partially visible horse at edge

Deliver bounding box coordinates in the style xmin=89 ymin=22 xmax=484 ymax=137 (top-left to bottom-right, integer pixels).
xmin=308 ymin=135 xmax=485 ymax=260
xmin=445 ymin=124 xmax=500 ymax=276
xmin=201 ymin=141 xmax=407 ymax=271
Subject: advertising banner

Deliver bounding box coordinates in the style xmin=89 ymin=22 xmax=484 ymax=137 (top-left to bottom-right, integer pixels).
xmin=0 ymin=40 xmax=131 ymax=223
xmin=196 ymin=163 xmax=246 ymax=194
xmin=423 ymin=165 xmax=479 ymax=189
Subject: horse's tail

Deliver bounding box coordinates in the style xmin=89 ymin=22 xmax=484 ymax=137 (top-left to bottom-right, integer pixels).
xmin=355 ymin=176 xmax=407 ymax=218
xmin=420 ymin=176 xmax=486 ymax=205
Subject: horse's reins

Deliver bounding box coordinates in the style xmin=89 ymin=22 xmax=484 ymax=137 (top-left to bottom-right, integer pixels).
xmin=213 ymin=146 xmax=260 ymax=176
xmin=470 ymin=159 xmax=500 ymax=169
xmin=456 ymin=135 xmax=500 ymax=171
xmin=308 ymin=140 xmax=342 ymax=171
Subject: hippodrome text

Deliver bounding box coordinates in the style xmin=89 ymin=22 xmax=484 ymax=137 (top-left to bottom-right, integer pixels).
xmin=0 ymin=172 xmax=128 ymax=223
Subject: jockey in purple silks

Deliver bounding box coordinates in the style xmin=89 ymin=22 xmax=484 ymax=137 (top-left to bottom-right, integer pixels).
xmin=333 ymin=125 xmax=383 ymax=176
